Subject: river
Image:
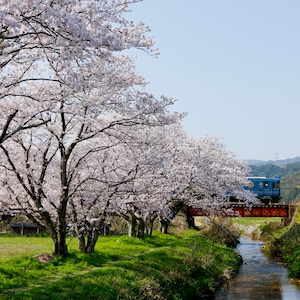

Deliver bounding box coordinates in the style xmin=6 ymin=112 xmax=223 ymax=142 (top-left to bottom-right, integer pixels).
xmin=214 ymin=236 xmax=300 ymax=300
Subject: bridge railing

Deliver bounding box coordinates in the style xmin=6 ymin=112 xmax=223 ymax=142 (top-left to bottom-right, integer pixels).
xmin=188 ymin=204 xmax=291 ymax=218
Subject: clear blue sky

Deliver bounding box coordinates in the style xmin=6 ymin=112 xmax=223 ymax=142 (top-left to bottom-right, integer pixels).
xmin=127 ymin=0 xmax=300 ymax=161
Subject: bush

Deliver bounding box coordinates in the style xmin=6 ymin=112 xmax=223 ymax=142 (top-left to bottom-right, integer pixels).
xmin=202 ymin=218 xmax=240 ymax=248
xmin=268 ymin=223 xmax=300 ymax=277
xmin=258 ymin=221 xmax=284 ymax=241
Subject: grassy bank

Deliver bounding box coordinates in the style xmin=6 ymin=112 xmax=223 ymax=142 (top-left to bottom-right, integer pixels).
xmin=232 ymin=204 xmax=300 ymax=279
xmin=266 ymin=203 xmax=300 ymax=278
xmin=0 ymin=230 xmax=241 ymax=299
xmin=270 ymin=222 xmax=300 ymax=278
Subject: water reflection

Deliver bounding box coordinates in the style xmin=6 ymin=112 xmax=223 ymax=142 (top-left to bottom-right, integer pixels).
xmin=214 ymin=236 xmax=300 ymax=300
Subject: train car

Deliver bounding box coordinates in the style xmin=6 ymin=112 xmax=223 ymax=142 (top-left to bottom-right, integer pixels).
xmin=245 ymin=177 xmax=280 ymax=203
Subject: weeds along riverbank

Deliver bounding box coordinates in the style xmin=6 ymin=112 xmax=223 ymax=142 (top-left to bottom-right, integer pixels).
xmin=265 ymin=203 xmax=300 ymax=279
xmin=232 ymin=202 xmax=300 ymax=280
xmin=0 ymin=229 xmax=242 ymax=299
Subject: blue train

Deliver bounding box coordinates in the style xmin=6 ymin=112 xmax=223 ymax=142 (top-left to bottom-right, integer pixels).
xmin=245 ymin=177 xmax=281 ymax=204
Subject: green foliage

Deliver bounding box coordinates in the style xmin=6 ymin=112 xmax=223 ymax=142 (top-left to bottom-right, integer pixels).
xmin=274 ymin=223 xmax=300 ymax=278
xmin=249 ymin=161 xmax=300 ymax=202
xmin=263 ymin=205 xmax=300 ymax=278
xmin=258 ymin=221 xmax=284 ymax=241
xmin=250 ymin=163 xmax=283 ymax=177
xmin=231 ymin=217 xmax=284 ymax=240
xmin=202 ymin=218 xmax=240 ymax=248
xmin=0 ymin=231 xmax=241 ymax=299
xmin=250 ymin=161 xmax=300 ymax=178
xmin=232 ymin=217 xmax=281 ymax=227
xmin=281 ymin=172 xmax=300 ymax=202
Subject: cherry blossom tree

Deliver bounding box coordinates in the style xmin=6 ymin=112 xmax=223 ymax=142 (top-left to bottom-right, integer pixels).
xmin=67 ymin=123 xmax=179 ymax=245
xmin=89 ymin=123 xmax=256 ymax=238
xmin=163 ymin=134 xmax=257 ymax=232
xmin=104 ymin=124 xmax=178 ymax=238
xmin=65 ymin=122 xmax=182 ymax=242
xmin=67 ymin=137 xmax=145 ymax=252
xmin=132 ymin=126 xmax=258 ymax=234
xmin=0 ymin=0 xmax=182 ymax=256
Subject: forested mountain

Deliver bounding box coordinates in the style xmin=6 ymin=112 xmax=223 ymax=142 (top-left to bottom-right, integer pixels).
xmin=249 ymin=160 xmax=300 ymax=202
xmin=247 ymin=156 xmax=300 ymax=167
xmin=250 ymin=162 xmax=300 ymax=177
xmin=280 ymin=172 xmax=300 ymax=203
xmin=250 ymin=164 xmax=284 ymax=177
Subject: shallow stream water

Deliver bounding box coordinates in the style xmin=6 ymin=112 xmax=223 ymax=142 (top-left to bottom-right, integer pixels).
xmin=214 ymin=235 xmax=300 ymax=299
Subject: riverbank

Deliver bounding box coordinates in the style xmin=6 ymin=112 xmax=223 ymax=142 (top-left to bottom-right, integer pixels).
xmin=0 ymin=229 xmax=241 ymax=299
xmin=214 ymin=235 xmax=300 ymax=299
xmin=267 ymin=214 xmax=300 ymax=279
xmin=232 ymin=204 xmax=300 ymax=281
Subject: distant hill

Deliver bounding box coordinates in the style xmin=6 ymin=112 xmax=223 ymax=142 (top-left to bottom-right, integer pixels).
xmin=247 ymin=156 xmax=300 ymax=167
xmin=247 ymin=157 xmax=300 ymax=202
xmin=249 ymin=161 xmax=300 ymax=178
xmin=249 ymin=164 xmax=283 ymax=177
xmin=280 ymin=171 xmax=300 ymax=202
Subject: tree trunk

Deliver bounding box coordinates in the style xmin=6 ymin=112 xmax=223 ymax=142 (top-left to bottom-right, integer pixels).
xmin=145 ymin=218 xmax=154 ymax=235
xmin=145 ymin=213 xmax=157 ymax=236
xmin=78 ymin=234 xmax=86 ymax=253
xmin=86 ymin=228 xmax=99 ymax=253
xmin=186 ymin=215 xmax=195 ymax=228
xmin=127 ymin=214 xmax=137 ymax=238
xmin=54 ymin=237 xmax=68 ymax=256
xmin=41 ymin=210 xmax=68 ymax=256
xmin=137 ymin=219 xmax=145 ymax=239
xmin=158 ymin=217 xmax=170 ymax=234
xmin=54 ymin=223 xmax=68 ymax=256
xmin=76 ymin=219 xmax=107 ymax=253
xmin=54 ymin=199 xmax=69 ymax=256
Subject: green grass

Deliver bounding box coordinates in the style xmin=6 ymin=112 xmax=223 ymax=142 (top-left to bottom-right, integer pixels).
xmin=0 ymin=230 xmax=241 ymax=299
xmin=295 ymin=204 xmax=300 ymax=223
xmin=231 ymin=217 xmax=282 ymax=227
xmin=0 ymin=235 xmax=54 ymax=260
xmin=265 ymin=205 xmax=300 ymax=278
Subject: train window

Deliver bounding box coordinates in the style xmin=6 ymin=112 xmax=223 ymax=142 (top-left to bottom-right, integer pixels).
xmin=273 ymin=181 xmax=280 ymax=189
xmin=264 ymin=181 xmax=269 ymax=188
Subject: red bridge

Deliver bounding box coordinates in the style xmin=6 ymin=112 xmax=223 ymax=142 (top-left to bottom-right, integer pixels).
xmin=188 ymin=204 xmax=294 ymax=219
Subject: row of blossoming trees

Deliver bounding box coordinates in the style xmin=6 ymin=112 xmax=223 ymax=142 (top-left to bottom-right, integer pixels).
xmin=0 ymin=0 xmax=255 ymax=256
